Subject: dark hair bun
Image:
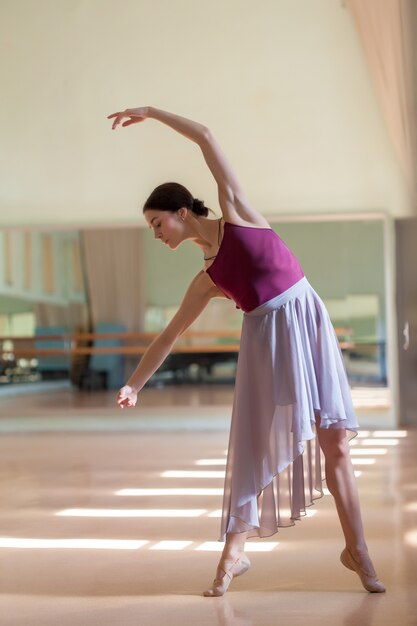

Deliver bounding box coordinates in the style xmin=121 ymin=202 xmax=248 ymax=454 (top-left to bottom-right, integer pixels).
xmin=192 ymin=198 xmax=207 ymax=216
xmin=143 ymin=182 xmax=211 ymax=218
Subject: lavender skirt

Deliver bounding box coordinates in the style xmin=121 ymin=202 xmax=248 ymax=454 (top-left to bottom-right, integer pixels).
xmin=219 ymin=276 xmax=359 ymax=541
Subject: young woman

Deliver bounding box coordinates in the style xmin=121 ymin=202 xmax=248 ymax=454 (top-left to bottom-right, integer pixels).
xmin=108 ymin=106 xmax=385 ymax=596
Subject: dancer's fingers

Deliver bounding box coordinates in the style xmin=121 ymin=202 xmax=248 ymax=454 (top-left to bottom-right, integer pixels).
xmin=109 ymin=111 xmax=128 ymax=129
xmin=108 ymin=109 xmax=146 ymax=129
xmin=112 ymin=114 xmax=124 ymax=130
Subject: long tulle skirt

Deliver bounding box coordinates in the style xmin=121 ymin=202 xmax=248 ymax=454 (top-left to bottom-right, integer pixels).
xmin=219 ymin=276 xmax=359 ymax=541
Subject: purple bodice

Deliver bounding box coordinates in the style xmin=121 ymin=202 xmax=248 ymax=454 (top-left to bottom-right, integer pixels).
xmin=206 ymin=222 xmax=304 ymax=313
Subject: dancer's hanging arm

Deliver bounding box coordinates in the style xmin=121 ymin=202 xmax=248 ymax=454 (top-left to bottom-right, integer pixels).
xmin=108 ymin=106 xmax=268 ymax=225
xmin=116 ymin=271 xmax=216 ymax=408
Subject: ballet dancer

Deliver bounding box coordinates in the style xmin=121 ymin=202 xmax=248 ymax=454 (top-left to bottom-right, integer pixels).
xmin=108 ymin=106 xmax=385 ymax=596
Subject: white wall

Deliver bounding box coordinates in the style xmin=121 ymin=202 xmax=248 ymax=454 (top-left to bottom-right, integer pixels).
xmin=0 ymin=0 xmax=411 ymax=226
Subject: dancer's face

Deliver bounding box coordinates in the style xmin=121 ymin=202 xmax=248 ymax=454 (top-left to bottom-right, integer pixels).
xmin=145 ymin=209 xmax=186 ymax=250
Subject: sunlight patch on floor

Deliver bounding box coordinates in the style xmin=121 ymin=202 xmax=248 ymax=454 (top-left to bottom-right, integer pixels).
xmin=116 ymin=488 xmax=223 ymax=496
xmin=56 ymin=509 xmax=208 ymax=518
xmin=161 ymin=470 xmax=225 ymax=478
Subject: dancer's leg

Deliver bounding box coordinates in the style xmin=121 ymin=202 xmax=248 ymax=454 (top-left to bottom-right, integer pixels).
xmin=315 ymin=415 xmax=385 ymax=592
xmin=315 ymin=417 xmax=366 ymax=552
xmin=221 ymin=530 xmax=249 ymax=559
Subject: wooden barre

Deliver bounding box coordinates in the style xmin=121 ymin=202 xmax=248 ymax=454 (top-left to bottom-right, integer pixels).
xmin=9 ymin=345 xmax=239 ymax=357
xmin=8 ymin=341 xmax=357 ymax=357
xmin=0 ymin=326 xmax=354 ymax=344
xmin=0 ymin=330 xmax=242 ymax=342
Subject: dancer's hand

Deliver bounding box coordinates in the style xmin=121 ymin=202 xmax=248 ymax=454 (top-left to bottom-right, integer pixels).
xmin=117 ymin=385 xmax=138 ymax=409
xmin=107 ymin=107 xmax=150 ymax=130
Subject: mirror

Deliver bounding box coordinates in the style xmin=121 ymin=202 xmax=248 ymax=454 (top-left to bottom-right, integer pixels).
xmin=271 ymin=220 xmax=386 ymax=387
xmin=0 ymin=218 xmax=387 ymax=390
xmin=0 ymin=230 xmax=87 ymax=386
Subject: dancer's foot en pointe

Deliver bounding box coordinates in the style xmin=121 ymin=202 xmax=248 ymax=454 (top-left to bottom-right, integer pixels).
xmin=203 ymin=553 xmax=251 ymax=597
xmin=340 ymin=547 xmax=385 ymax=593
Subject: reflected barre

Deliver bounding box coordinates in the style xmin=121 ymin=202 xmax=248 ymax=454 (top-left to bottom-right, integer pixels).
xmin=0 ymin=328 xmax=354 ymax=357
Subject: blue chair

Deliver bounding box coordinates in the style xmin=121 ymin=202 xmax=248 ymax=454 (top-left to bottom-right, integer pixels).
xmin=34 ymin=326 xmax=70 ymax=377
xmin=89 ymin=323 xmax=126 ymax=389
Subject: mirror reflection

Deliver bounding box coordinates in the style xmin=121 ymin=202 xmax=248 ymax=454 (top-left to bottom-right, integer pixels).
xmin=0 ymin=219 xmax=387 ymax=392
xmin=275 ymin=220 xmax=386 ymax=388
xmin=0 ymin=230 xmax=87 ymax=386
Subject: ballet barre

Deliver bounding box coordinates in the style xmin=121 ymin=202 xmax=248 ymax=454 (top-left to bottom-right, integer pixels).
xmin=1 ymin=327 xmax=354 ymax=357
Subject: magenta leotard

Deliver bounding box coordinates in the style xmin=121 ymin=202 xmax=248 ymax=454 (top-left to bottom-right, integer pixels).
xmin=206 ymin=222 xmax=304 ymax=313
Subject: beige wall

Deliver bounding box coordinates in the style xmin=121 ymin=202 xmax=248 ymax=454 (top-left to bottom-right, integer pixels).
xmin=0 ymin=0 xmax=411 ymax=226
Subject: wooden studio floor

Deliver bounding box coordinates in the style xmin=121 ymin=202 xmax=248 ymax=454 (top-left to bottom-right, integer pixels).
xmin=0 ymin=385 xmax=415 ymax=626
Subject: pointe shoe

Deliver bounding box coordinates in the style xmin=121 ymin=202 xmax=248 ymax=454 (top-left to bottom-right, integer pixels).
xmin=340 ymin=547 xmax=386 ymax=593
xmin=203 ymin=553 xmax=251 ymax=597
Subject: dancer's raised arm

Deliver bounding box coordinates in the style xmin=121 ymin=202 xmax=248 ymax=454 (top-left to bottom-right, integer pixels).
xmin=107 ymin=106 xmax=268 ymax=225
